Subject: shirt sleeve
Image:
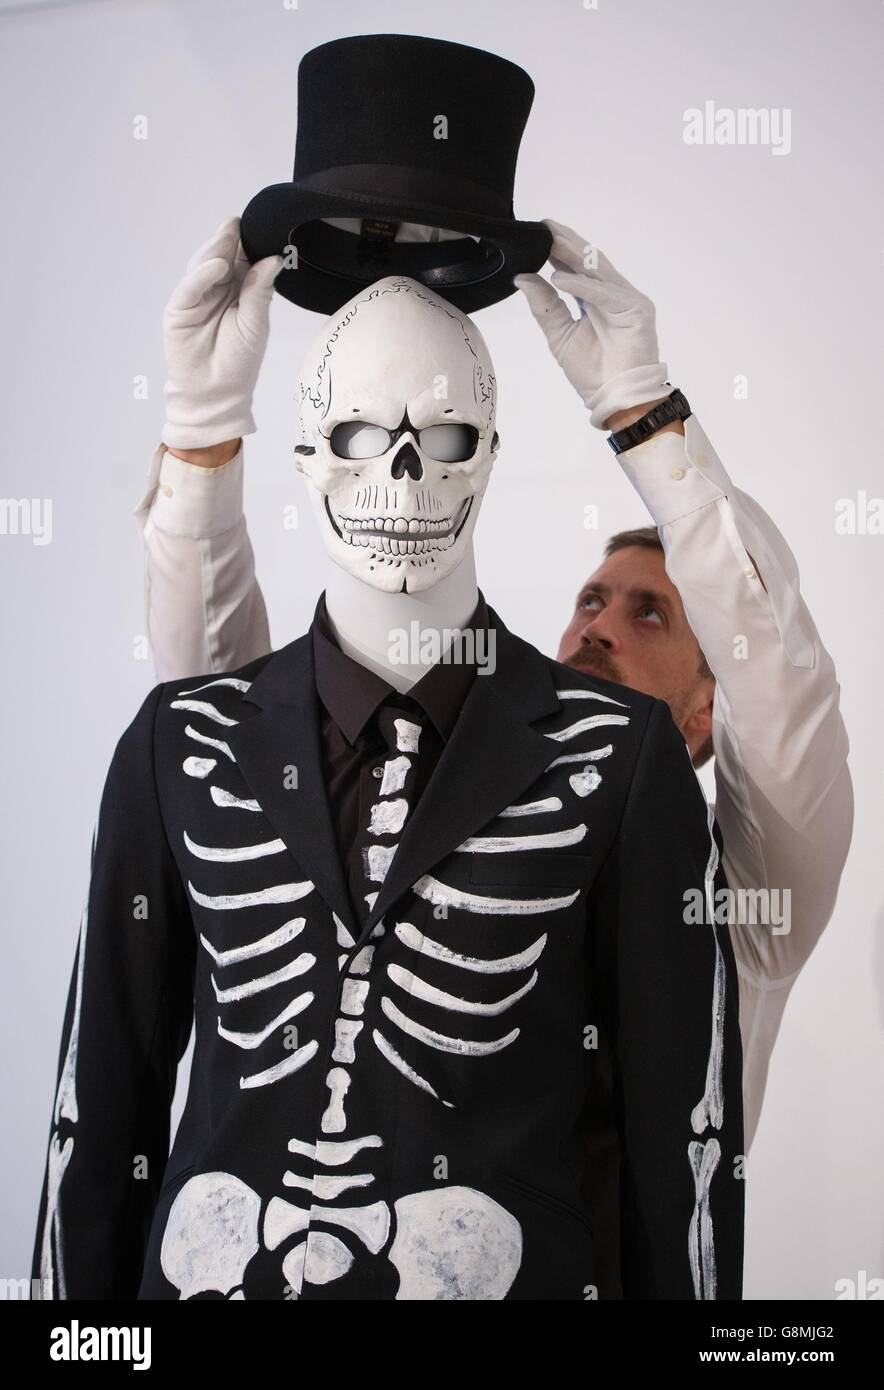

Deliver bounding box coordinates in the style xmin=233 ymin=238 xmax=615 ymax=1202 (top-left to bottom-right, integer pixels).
xmin=614 ymin=415 xmax=853 ymax=1148
xmin=31 ymin=684 xmax=196 ymax=1299
xmin=133 ymin=442 xmax=272 ymax=682
xmin=587 ymin=698 xmax=745 ymax=1299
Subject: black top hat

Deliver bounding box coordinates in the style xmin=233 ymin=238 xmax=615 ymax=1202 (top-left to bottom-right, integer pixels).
xmin=240 ymin=33 xmax=552 ymax=315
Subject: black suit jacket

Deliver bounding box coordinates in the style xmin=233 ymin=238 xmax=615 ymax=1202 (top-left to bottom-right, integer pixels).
xmin=32 ymin=597 xmax=744 ymax=1301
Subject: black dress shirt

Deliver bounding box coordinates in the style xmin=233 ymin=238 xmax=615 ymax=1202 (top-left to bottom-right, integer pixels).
xmin=310 ymin=589 xmax=492 ymax=925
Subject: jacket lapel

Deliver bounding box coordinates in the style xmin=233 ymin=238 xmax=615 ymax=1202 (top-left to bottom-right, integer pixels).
xmin=224 ymin=600 xmax=564 ymax=942
xmin=364 ymin=604 xmax=562 ymax=933
xmin=224 ymin=631 xmax=359 ymax=940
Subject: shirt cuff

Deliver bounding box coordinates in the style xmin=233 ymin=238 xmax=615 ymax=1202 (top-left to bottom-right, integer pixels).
xmin=613 ymin=413 xmax=728 ymax=526
xmin=616 ymin=413 xmax=816 ymax=669
xmin=132 ymin=442 xmax=245 ymax=539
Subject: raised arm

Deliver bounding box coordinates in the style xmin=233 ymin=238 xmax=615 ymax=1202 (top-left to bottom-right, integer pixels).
xmin=514 ymin=220 xmax=852 ymax=1150
xmin=134 ymin=439 xmax=270 ymax=680
xmin=135 ymin=215 xmax=280 ymax=681
xmin=611 ymin=415 xmax=852 ymax=1149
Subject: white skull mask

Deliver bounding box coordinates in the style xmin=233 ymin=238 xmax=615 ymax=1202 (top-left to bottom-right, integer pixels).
xmin=295 ymin=276 xmax=498 ymax=593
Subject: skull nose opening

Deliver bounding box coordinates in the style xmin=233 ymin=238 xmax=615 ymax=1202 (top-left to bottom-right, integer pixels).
xmin=390 ymin=442 xmax=423 ymax=481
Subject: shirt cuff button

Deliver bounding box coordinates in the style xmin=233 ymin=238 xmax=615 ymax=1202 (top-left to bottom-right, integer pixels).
xmin=670 ymin=468 xmax=686 ymax=481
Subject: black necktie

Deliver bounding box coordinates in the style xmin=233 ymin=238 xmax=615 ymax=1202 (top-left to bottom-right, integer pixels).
xmin=354 ymin=701 xmax=425 ymax=921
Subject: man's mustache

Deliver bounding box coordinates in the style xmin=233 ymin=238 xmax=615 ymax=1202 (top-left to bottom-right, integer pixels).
xmin=562 ymin=647 xmax=622 ymax=684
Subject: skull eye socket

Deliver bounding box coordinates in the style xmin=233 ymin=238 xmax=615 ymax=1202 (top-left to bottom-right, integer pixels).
xmin=418 ymin=423 xmax=479 ymax=462
xmin=330 ymin=421 xmax=391 ymax=459
xmin=328 ymin=420 xmax=480 ymax=463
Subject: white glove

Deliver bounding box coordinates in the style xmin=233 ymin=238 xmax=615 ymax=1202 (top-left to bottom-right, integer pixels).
xmin=513 ymin=218 xmax=670 ymax=430
xmin=161 ymin=215 xmax=283 ymax=450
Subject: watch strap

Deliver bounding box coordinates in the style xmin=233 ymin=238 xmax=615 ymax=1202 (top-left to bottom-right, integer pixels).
xmin=607 ymin=387 xmax=692 ymax=455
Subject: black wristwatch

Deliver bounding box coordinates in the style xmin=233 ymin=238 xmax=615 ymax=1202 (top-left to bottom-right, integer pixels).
xmin=606 ymin=387 xmax=692 ymax=455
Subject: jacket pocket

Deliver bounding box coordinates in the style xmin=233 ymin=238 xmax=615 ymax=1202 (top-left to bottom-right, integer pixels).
xmin=469 ymin=851 xmax=593 ymax=891
xmin=497 ymin=1173 xmax=594 ymax=1234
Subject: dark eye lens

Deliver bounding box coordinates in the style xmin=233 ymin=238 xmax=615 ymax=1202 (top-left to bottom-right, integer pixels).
xmin=418 ymin=423 xmax=479 ymax=462
xmin=329 ymin=421 xmax=392 ymax=459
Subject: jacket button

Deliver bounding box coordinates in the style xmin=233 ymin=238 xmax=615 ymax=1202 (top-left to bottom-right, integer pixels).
xmin=372 ymin=766 xmax=384 ymax=778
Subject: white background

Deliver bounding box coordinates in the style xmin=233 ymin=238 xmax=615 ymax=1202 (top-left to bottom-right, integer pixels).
xmin=1 ymin=0 xmax=881 ymax=1300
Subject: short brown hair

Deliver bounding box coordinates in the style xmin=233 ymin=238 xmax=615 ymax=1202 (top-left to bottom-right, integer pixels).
xmin=603 ymin=526 xmax=714 ymax=769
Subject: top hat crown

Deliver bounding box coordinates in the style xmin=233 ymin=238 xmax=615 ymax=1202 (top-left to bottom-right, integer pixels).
xmin=240 ymin=33 xmax=553 ymax=315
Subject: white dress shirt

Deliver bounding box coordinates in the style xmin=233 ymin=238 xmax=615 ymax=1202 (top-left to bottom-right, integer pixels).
xmin=132 ymin=414 xmax=853 ymax=1151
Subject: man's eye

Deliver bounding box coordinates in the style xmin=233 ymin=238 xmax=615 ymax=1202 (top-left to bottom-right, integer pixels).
xmin=637 ymin=606 xmax=664 ymax=624
xmin=580 ymin=596 xmax=602 ymax=611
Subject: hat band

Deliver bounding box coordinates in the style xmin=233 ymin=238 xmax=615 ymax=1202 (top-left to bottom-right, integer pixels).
xmin=295 ymin=164 xmax=512 ymax=221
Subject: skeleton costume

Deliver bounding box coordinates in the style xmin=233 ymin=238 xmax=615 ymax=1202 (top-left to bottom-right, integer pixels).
xmin=33 ymin=278 xmax=744 ymax=1300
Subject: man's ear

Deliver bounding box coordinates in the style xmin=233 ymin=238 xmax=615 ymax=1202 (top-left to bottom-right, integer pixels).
xmin=683 ymin=677 xmax=714 ymax=748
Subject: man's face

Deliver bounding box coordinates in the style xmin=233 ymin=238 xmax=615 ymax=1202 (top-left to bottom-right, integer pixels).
xmin=556 ymin=545 xmax=714 ymax=755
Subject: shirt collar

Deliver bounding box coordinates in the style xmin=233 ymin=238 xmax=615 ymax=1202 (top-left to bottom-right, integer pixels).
xmin=311 ymin=589 xmax=491 ymax=747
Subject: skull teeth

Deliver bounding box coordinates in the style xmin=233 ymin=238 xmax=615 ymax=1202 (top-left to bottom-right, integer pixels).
xmin=341 ymin=532 xmax=456 ymax=555
xmin=340 ymin=517 xmax=451 ymax=536
xmin=333 ymin=501 xmax=470 ymax=554
xmin=327 ymin=498 xmax=472 ymax=557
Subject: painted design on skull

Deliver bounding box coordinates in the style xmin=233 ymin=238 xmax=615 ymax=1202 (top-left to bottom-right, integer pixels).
xmin=294 ymin=276 xmax=499 ymax=594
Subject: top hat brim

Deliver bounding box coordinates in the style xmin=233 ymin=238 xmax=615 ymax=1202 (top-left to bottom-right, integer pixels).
xmin=240 ymin=182 xmax=553 ymax=315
